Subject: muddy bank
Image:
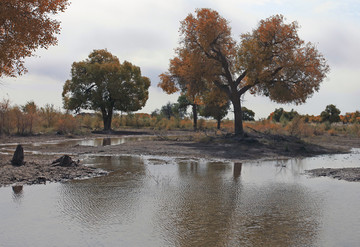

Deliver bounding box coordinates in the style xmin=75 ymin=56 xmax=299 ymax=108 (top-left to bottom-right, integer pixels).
xmin=3 ymin=131 xmax=344 ymax=160
xmin=0 ymin=129 xmax=358 ymax=186
xmin=0 ymin=156 xmax=108 ymax=187
xmin=306 ymin=168 xmax=360 ymax=182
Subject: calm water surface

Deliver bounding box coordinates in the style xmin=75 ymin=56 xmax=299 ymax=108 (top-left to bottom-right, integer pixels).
xmin=1 ymin=150 xmax=360 ymax=246
xmin=0 ymin=136 xmax=154 ymax=155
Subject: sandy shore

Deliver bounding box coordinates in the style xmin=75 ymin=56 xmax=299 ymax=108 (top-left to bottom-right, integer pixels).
xmin=1 ymin=129 xmax=359 ymax=186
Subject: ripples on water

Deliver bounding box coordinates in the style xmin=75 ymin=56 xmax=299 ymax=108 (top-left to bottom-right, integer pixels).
xmin=1 ymin=151 xmax=360 ymax=246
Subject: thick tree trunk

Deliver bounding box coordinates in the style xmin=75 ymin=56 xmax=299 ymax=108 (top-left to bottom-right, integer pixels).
xmin=232 ymin=96 xmax=244 ymax=136
xmin=217 ymin=117 xmax=221 ymax=130
xmin=103 ymin=114 xmax=112 ymax=131
xmin=192 ymin=104 xmax=198 ymax=130
xmin=102 ymin=107 xmax=113 ymax=131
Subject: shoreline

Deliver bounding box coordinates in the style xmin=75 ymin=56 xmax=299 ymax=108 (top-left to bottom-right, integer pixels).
xmin=306 ymin=167 xmax=360 ymax=182
xmin=1 ymin=129 xmax=359 ymax=186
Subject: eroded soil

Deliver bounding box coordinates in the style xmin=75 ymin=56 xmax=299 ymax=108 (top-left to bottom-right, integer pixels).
xmin=1 ymin=129 xmax=359 ymax=186
xmin=306 ymin=168 xmax=360 ymax=182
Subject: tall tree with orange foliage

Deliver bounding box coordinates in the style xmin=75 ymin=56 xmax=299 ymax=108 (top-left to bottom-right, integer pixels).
xmin=0 ymin=0 xmax=69 ymax=77
xmin=159 ymin=48 xmax=212 ymax=130
xmin=177 ymin=8 xmax=329 ymax=136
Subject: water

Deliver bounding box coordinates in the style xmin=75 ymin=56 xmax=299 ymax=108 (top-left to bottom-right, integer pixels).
xmin=1 ymin=151 xmax=360 ymax=246
xmin=60 ymin=136 xmax=155 ymax=147
xmin=0 ymin=136 xmax=155 ymax=155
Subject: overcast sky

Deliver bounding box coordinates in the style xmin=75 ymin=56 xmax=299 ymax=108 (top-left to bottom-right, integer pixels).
xmin=1 ymin=0 xmax=359 ymax=119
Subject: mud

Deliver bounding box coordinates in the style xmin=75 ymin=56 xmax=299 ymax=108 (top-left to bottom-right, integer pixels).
xmin=306 ymin=168 xmax=360 ymax=182
xmin=0 ymin=129 xmax=359 ymax=186
xmin=0 ymin=158 xmax=108 ymax=186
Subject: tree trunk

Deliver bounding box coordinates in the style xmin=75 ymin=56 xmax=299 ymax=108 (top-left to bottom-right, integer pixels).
xmin=102 ymin=107 xmax=113 ymax=131
xmin=232 ymin=96 xmax=244 ymax=136
xmin=103 ymin=114 xmax=112 ymax=131
xmin=217 ymin=117 xmax=221 ymax=130
xmin=192 ymin=104 xmax=198 ymax=130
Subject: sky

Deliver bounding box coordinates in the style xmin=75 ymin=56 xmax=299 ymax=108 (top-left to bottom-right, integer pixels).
xmin=1 ymin=0 xmax=359 ymax=119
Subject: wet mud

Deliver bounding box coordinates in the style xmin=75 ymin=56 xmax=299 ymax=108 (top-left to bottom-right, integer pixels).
xmin=1 ymin=129 xmax=359 ymax=186
xmin=306 ymin=168 xmax=360 ymax=182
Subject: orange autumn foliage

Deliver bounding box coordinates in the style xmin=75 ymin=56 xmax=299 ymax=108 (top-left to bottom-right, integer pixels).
xmin=0 ymin=0 xmax=70 ymax=77
xmin=341 ymin=111 xmax=360 ymax=124
xmin=158 ymin=48 xmax=214 ymax=105
xmin=239 ymin=14 xmax=330 ymax=104
xmin=173 ymin=9 xmax=329 ymax=135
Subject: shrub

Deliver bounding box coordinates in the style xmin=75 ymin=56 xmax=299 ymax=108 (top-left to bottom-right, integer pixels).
xmin=55 ymin=114 xmax=78 ymax=134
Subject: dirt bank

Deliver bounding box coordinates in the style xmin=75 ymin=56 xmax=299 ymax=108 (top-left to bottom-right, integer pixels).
xmin=306 ymin=168 xmax=360 ymax=182
xmin=0 ymin=152 xmax=108 ymax=186
xmin=0 ymin=129 xmax=358 ymax=186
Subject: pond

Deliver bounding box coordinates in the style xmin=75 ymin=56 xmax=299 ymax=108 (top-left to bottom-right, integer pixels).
xmin=1 ymin=150 xmax=360 ymax=246
xmin=0 ymin=136 xmax=155 ymax=155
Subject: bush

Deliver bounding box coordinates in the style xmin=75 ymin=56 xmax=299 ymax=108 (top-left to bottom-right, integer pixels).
xmin=55 ymin=114 xmax=78 ymax=134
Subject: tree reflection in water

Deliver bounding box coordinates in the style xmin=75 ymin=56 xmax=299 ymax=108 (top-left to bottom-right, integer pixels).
xmin=56 ymin=156 xmax=322 ymax=246
xmin=233 ymin=163 xmax=242 ymax=179
xmin=102 ymin=138 xmax=111 ymax=146
xmin=58 ymin=155 xmax=147 ymax=229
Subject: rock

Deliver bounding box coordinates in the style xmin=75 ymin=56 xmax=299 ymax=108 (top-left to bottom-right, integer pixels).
xmin=52 ymin=155 xmax=79 ymax=167
xmin=11 ymin=144 xmax=25 ymax=166
xmin=36 ymin=177 xmax=47 ymax=184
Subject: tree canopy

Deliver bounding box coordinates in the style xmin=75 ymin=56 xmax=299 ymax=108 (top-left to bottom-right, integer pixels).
xmin=62 ymin=49 xmax=150 ymax=131
xmin=0 ymin=0 xmax=69 ymax=77
xmin=199 ymin=85 xmax=230 ymax=129
xmin=241 ymin=107 xmax=255 ymax=121
xmin=269 ymin=108 xmax=299 ymax=123
xmin=320 ymin=104 xmax=341 ymax=123
xmin=174 ymin=8 xmax=329 ymax=135
xmin=158 ymin=48 xmax=211 ymax=130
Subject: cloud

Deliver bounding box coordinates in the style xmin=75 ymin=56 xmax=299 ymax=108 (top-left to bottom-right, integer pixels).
xmin=296 ymin=16 xmax=360 ymax=69
xmin=139 ymin=86 xmax=180 ymax=113
xmin=1 ymin=0 xmax=359 ymax=118
xmin=313 ymin=1 xmax=341 ymax=14
xmin=1 ymin=74 xmax=64 ymax=108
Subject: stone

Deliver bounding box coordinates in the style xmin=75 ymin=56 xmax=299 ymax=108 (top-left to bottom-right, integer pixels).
xmin=11 ymin=144 xmax=25 ymax=166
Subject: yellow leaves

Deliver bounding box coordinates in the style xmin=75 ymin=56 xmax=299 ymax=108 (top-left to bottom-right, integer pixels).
xmin=158 ymin=73 xmax=179 ymax=94
xmin=159 ymin=37 xmax=215 ymax=100
xmin=238 ymin=14 xmax=329 ymax=104
xmin=180 ymin=8 xmax=236 ymax=63
xmin=0 ymin=0 xmax=70 ymax=77
xmin=204 ymin=89 xmax=228 ymax=107
xmin=193 ymin=96 xmax=203 ymax=105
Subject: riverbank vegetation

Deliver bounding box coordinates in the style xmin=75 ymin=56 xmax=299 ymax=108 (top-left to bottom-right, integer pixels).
xmin=0 ymin=97 xmax=359 ymax=139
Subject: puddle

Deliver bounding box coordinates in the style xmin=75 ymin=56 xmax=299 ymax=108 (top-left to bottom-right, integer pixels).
xmin=0 ymin=136 xmax=155 ymax=155
xmin=0 ymin=150 xmax=360 ymax=246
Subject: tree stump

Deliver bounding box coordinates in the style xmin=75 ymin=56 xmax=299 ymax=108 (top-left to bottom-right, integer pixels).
xmin=11 ymin=144 xmax=25 ymax=166
xmin=52 ymin=155 xmax=79 ymax=167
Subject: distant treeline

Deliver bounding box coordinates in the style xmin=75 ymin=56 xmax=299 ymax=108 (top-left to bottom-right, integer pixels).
xmin=268 ymin=105 xmax=360 ymax=124
xmin=0 ymin=98 xmax=359 ymax=138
